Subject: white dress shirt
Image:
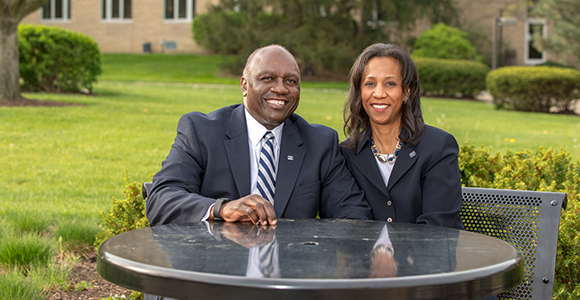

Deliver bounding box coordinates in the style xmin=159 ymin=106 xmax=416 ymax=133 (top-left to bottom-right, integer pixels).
xmin=245 ymin=108 xmax=283 ymax=203
xmin=204 ymin=107 xmax=283 ymax=220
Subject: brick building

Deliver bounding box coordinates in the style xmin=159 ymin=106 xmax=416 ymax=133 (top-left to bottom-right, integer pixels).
xmin=22 ymin=0 xmax=213 ymax=54
xmin=21 ymin=0 xmax=551 ymax=67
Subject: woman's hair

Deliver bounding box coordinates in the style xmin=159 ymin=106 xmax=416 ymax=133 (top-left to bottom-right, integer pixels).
xmin=343 ymin=43 xmax=424 ymax=150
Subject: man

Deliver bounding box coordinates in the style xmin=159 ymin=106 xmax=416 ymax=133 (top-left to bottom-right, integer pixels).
xmin=146 ymin=44 xmax=371 ymax=226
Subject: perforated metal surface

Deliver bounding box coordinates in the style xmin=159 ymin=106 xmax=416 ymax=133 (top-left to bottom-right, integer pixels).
xmin=460 ymin=187 xmax=566 ymax=300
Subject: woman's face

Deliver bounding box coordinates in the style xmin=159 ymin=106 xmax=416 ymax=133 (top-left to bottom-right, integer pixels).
xmin=360 ymin=56 xmax=406 ymax=129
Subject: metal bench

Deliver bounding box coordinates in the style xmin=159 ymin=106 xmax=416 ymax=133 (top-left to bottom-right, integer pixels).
xmin=142 ymin=182 xmax=152 ymax=200
xmin=461 ymin=187 xmax=567 ymax=300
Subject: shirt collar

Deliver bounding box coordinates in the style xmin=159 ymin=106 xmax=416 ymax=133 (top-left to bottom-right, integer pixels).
xmin=245 ymin=108 xmax=284 ymax=147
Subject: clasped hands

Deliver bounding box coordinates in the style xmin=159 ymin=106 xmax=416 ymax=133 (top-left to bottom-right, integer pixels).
xmin=211 ymin=194 xmax=278 ymax=226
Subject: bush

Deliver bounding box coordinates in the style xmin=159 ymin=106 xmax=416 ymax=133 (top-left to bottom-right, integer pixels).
xmin=412 ymin=23 xmax=478 ymax=61
xmin=459 ymin=144 xmax=580 ymax=299
xmin=192 ymin=7 xmax=382 ymax=77
xmin=413 ymin=56 xmax=490 ymax=98
xmin=287 ymin=15 xmax=360 ymax=76
xmin=18 ymin=25 xmax=102 ymax=93
xmin=95 ymin=173 xmax=149 ymax=247
xmin=486 ymin=66 xmax=580 ymax=113
xmin=193 ymin=11 xmax=247 ymax=55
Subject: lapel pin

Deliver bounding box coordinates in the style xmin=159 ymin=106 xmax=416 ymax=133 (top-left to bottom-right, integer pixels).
xmin=287 ymin=155 xmax=294 ymax=161
xmin=409 ymin=151 xmax=417 ymax=158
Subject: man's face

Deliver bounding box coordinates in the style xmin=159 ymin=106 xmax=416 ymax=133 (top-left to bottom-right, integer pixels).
xmin=241 ymin=47 xmax=300 ymax=130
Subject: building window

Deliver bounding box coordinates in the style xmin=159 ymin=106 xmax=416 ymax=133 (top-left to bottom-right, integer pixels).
xmin=41 ymin=0 xmax=71 ymax=21
xmin=102 ymin=0 xmax=132 ymax=21
xmin=525 ymin=18 xmax=547 ymax=65
xmin=164 ymin=0 xmax=196 ymax=22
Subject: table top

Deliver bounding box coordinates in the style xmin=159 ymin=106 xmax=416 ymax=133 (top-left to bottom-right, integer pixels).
xmin=97 ymin=219 xmax=523 ymax=300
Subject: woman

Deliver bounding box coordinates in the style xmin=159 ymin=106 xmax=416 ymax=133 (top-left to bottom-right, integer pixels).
xmin=340 ymin=43 xmax=464 ymax=229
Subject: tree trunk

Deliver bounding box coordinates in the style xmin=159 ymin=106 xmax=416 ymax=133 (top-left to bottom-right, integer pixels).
xmin=0 ymin=0 xmax=50 ymax=102
xmin=0 ymin=22 xmax=22 ymax=101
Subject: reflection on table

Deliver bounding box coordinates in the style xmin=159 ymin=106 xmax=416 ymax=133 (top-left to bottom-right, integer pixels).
xmin=98 ymin=219 xmax=523 ymax=300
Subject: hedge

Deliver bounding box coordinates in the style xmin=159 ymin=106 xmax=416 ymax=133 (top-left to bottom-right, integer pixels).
xmin=413 ymin=56 xmax=490 ymax=98
xmin=18 ymin=25 xmax=102 ymax=93
xmin=486 ymin=66 xmax=580 ymax=113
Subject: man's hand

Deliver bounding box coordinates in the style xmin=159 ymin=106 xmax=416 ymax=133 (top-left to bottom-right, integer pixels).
xmin=213 ymin=194 xmax=277 ymax=225
xmin=219 ymin=222 xmax=277 ymax=248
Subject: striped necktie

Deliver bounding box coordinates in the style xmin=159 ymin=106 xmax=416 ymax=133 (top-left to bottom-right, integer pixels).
xmin=259 ymin=239 xmax=276 ymax=277
xmin=257 ymin=131 xmax=276 ymax=203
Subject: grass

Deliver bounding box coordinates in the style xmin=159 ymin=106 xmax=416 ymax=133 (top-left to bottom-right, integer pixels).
xmin=0 ymin=232 xmax=53 ymax=269
xmin=1 ymin=53 xmax=579 ymax=298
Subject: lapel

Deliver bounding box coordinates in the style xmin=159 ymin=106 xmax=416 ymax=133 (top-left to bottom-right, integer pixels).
xmin=387 ymin=127 xmax=419 ymax=191
xmin=224 ymin=105 xmax=251 ymax=197
xmin=353 ymin=129 xmax=389 ymax=198
xmin=387 ymin=144 xmax=418 ymax=191
xmin=274 ymin=116 xmax=305 ymax=216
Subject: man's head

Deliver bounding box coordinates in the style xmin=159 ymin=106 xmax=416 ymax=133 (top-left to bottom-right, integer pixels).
xmin=241 ymin=45 xmax=301 ymax=130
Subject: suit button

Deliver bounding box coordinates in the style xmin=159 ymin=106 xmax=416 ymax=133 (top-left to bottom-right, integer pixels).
xmin=387 ymin=218 xmax=393 ymax=222
xmin=387 ymin=201 xmax=392 ymax=206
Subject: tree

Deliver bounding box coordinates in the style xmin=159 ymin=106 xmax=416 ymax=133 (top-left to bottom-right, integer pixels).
xmin=532 ymin=0 xmax=580 ymax=66
xmin=194 ymin=0 xmax=458 ymax=76
xmin=0 ymin=0 xmax=48 ymax=102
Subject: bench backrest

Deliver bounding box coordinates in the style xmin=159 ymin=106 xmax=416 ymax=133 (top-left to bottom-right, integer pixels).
xmin=142 ymin=182 xmax=152 ymax=200
xmin=460 ymin=187 xmax=566 ymax=300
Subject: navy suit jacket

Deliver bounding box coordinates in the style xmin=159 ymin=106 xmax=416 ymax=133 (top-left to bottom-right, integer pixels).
xmin=146 ymin=104 xmax=371 ymax=225
xmin=340 ymin=125 xmax=464 ymax=229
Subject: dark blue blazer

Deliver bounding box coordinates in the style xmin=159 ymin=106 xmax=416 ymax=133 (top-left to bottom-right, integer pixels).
xmin=340 ymin=125 xmax=464 ymax=229
xmin=146 ymin=104 xmax=371 ymax=225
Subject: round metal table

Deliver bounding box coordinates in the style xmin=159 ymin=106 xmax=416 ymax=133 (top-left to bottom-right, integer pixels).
xmin=98 ymin=219 xmax=523 ymax=300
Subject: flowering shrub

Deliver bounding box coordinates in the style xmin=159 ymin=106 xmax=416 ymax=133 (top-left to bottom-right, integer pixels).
xmin=459 ymin=144 xmax=580 ymax=299
xmin=95 ymin=173 xmax=149 ymax=247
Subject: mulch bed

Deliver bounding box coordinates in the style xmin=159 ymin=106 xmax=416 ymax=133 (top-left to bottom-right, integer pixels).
xmin=48 ymin=253 xmax=137 ymax=300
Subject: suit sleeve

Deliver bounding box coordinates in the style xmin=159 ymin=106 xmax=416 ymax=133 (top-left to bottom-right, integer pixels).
xmin=319 ymin=131 xmax=372 ymax=220
xmin=146 ymin=114 xmax=216 ymax=225
xmin=416 ymin=133 xmax=464 ymax=229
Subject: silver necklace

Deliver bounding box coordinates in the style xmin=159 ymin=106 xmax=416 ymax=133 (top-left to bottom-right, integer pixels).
xmin=371 ymin=137 xmax=402 ymax=164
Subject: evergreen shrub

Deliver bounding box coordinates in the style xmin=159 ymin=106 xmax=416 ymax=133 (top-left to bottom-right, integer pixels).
xmin=18 ymin=25 xmax=102 ymax=93
xmin=193 ymin=11 xmax=247 ymax=55
xmin=486 ymin=66 xmax=580 ymax=113
xmin=192 ymin=10 xmax=376 ymax=77
xmin=412 ymin=23 xmax=478 ymax=61
xmin=459 ymin=144 xmax=580 ymax=299
xmin=413 ymin=57 xmax=490 ymax=98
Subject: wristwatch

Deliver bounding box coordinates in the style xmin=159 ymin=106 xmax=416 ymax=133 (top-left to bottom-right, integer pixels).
xmin=213 ymin=198 xmax=230 ymax=221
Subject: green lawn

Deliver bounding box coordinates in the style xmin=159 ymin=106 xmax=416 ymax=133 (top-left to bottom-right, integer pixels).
xmin=1 ymin=53 xmax=579 ymax=299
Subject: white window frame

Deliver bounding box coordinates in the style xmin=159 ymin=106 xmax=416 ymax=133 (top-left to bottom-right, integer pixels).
xmin=41 ymin=0 xmax=70 ymax=22
xmin=164 ymin=0 xmax=196 ymax=23
xmin=524 ymin=18 xmax=547 ymax=65
xmin=101 ymin=0 xmax=132 ymax=23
